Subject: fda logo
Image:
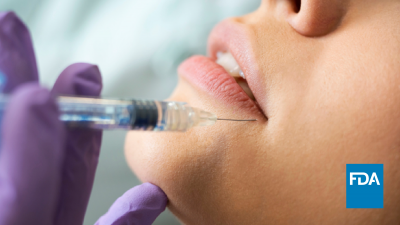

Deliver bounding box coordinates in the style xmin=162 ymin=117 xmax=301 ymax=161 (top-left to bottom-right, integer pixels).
xmin=350 ymin=172 xmax=380 ymax=185
xmin=346 ymin=164 xmax=383 ymax=208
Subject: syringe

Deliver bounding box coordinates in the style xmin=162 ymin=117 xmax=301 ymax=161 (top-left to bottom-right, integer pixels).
xmin=0 ymin=95 xmax=256 ymax=132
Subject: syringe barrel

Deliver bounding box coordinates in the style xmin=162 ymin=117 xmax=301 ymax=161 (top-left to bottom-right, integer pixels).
xmin=0 ymin=96 xmax=217 ymax=131
xmin=154 ymin=101 xmax=216 ymax=131
xmin=58 ymin=96 xmax=135 ymax=130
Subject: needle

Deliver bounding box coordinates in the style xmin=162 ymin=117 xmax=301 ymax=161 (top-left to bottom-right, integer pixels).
xmin=217 ymin=118 xmax=257 ymax=121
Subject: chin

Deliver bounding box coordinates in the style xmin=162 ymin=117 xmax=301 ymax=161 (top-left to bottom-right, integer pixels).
xmin=125 ymin=75 xmax=269 ymax=224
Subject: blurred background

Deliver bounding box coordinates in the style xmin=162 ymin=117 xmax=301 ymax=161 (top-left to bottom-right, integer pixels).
xmin=0 ymin=0 xmax=260 ymax=224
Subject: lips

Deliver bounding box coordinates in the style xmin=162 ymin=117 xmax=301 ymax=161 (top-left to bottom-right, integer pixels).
xmin=216 ymin=51 xmax=255 ymax=100
xmin=178 ymin=20 xmax=267 ymax=120
xmin=178 ymin=56 xmax=265 ymax=119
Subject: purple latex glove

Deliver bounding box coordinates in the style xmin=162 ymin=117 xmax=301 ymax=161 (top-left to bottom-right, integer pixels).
xmin=95 ymin=183 xmax=168 ymax=225
xmin=0 ymin=11 xmax=167 ymax=225
xmin=0 ymin=10 xmax=102 ymax=225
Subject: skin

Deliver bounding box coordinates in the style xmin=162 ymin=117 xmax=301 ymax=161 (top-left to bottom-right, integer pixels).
xmin=125 ymin=0 xmax=400 ymax=224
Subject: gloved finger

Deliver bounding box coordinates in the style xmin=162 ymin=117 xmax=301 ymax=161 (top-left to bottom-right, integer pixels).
xmin=0 ymin=11 xmax=38 ymax=93
xmin=95 ymin=183 xmax=168 ymax=225
xmin=0 ymin=83 xmax=65 ymax=225
xmin=51 ymin=63 xmax=103 ymax=225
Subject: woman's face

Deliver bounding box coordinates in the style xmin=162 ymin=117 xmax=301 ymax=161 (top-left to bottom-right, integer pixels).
xmin=125 ymin=0 xmax=400 ymax=224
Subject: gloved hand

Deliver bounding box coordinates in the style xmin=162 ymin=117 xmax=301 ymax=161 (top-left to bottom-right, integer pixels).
xmin=0 ymin=11 xmax=167 ymax=225
xmin=95 ymin=183 xmax=168 ymax=225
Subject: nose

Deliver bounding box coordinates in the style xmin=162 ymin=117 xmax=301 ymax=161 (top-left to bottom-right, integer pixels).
xmin=263 ymin=0 xmax=349 ymax=36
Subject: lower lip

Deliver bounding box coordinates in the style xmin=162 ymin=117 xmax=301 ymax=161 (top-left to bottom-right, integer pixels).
xmin=178 ymin=55 xmax=263 ymax=117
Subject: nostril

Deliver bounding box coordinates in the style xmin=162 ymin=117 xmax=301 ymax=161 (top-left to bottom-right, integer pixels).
xmin=287 ymin=0 xmax=347 ymax=37
xmin=294 ymin=0 xmax=301 ymax=13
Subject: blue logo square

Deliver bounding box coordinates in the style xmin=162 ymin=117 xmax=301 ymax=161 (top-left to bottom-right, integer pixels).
xmin=346 ymin=164 xmax=383 ymax=208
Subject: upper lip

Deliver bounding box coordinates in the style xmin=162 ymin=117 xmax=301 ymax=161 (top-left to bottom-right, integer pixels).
xmin=178 ymin=19 xmax=267 ymax=121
